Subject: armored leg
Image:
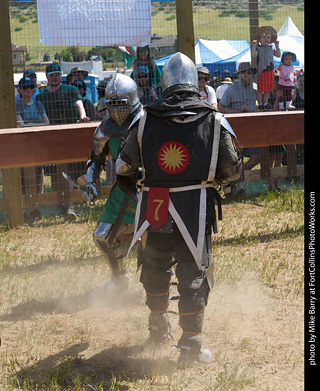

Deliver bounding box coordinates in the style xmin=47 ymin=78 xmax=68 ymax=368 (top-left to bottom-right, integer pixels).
xmin=140 ymin=232 xmax=173 ymax=344
xmin=141 ymin=231 xmax=212 ymax=362
xmin=176 ymin=261 xmax=211 ymax=364
xmin=93 ymin=221 xmax=127 ymax=279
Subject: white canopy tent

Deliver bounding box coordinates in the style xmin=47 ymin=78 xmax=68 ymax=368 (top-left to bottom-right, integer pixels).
xmin=275 ymin=16 xmax=304 ymax=69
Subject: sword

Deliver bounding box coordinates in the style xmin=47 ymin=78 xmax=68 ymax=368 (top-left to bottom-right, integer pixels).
xmin=62 ymin=171 xmax=95 ymax=206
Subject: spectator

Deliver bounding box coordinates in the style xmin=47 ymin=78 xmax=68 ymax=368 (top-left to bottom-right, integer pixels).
xmin=215 ymin=77 xmax=233 ymax=103
xmin=219 ymin=62 xmax=258 ymax=114
xmin=35 ymin=63 xmax=90 ymax=219
xmin=292 ymin=72 xmax=304 ymax=165
xmin=135 ymin=65 xmax=158 ymax=105
xmin=96 ymin=79 xmax=109 ymax=120
xmin=16 ymin=76 xmax=49 ymax=221
xmin=131 ymin=46 xmax=161 ymax=93
xmin=277 ymin=51 xmax=299 ymax=110
xmin=197 ymin=66 xmax=217 ymax=109
xmin=292 ymin=72 xmax=304 ymax=109
xmin=251 ymin=25 xmax=281 ymax=111
xmin=15 ymin=69 xmax=40 ymax=103
xmin=66 ymin=66 xmax=89 ymax=84
xmin=70 ymin=80 xmax=97 ymax=121
xmin=16 ymin=77 xmax=49 ymax=127
xmin=66 ymin=66 xmax=93 ymax=103
xmin=219 ymin=62 xmax=259 ymax=195
xmin=36 ymin=63 xmax=89 ymax=124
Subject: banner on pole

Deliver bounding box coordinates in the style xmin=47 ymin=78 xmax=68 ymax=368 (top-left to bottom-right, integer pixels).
xmin=37 ymin=0 xmax=151 ymax=47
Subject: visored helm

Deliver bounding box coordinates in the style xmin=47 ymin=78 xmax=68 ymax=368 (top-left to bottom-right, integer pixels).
xmin=160 ymin=52 xmax=198 ymax=94
xmin=105 ymin=73 xmax=140 ymax=126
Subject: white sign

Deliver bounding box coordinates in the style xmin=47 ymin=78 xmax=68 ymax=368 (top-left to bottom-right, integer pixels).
xmin=37 ymin=0 xmax=151 ymax=47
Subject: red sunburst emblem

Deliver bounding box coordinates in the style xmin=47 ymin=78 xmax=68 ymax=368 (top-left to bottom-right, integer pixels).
xmin=157 ymin=141 xmax=190 ymax=174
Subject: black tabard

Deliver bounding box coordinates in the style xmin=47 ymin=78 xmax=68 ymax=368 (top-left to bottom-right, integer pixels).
xmin=141 ymin=111 xmax=215 ymax=188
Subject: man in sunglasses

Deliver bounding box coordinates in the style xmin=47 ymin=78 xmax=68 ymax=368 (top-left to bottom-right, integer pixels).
xmin=219 ymin=62 xmax=257 ymax=114
xmin=219 ymin=62 xmax=259 ymax=194
xmin=197 ymin=66 xmax=217 ymax=109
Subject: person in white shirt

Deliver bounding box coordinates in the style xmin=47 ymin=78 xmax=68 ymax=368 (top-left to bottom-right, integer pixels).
xmin=197 ymin=66 xmax=217 ymax=109
xmin=215 ymin=77 xmax=233 ymax=102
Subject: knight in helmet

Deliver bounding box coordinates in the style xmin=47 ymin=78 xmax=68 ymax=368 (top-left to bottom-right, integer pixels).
xmin=116 ymin=53 xmax=241 ymax=365
xmin=77 ymin=73 xmax=143 ymax=295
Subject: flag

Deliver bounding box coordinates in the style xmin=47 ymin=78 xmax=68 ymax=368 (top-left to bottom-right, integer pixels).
xmin=119 ymin=46 xmax=137 ymax=69
xmin=37 ymin=0 xmax=151 ymax=47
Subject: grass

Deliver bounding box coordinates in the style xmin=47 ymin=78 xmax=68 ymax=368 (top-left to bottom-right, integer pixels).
xmin=0 ymin=180 xmax=304 ymax=391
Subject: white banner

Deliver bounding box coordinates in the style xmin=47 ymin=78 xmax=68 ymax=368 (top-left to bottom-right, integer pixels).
xmin=37 ymin=0 xmax=151 ymax=47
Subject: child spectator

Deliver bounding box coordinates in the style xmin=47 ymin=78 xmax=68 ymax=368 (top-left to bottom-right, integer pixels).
xmin=252 ymin=25 xmax=281 ymax=111
xmin=277 ymin=51 xmax=299 ymax=110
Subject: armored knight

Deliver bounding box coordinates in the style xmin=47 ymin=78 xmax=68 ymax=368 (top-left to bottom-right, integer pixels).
xmin=78 ymin=73 xmax=142 ymax=294
xmin=116 ymin=53 xmax=241 ymax=365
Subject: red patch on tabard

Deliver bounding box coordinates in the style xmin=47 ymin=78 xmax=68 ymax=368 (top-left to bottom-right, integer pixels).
xmin=157 ymin=141 xmax=190 ymax=175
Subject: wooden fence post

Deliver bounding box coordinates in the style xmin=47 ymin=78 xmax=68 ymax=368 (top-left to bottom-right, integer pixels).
xmin=0 ymin=0 xmax=24 ymax=227
xmin=176 ymin=0 xmax=195 ymax=63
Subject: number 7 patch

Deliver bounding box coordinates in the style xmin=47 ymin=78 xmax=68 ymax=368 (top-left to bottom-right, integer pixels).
xmin=146 ymin=187 xmax=170 ymax=229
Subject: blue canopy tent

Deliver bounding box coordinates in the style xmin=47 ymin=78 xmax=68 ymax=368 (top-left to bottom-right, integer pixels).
xmin=155 ymin=39 xmax=251 ymax=75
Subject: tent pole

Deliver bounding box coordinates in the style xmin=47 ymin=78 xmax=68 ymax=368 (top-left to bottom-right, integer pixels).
xmin=248 ymin=0 xmax=259 ymax=80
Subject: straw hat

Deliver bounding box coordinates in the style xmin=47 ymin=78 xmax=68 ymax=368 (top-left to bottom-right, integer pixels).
xmin=221 ymin=77 xmax=232 ymax=84
xmin=255 ymin=25 xmax=277 ymax=43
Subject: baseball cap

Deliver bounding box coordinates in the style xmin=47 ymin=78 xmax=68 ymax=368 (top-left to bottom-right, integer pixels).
xmin=23 ymin=69 xmax=36 ymax=78
xmin=18 ymin=77 xmax=35 ymax=88
xmin=46 ymin=63 xmax=62 ymax=74
xmin=136 ymin=65 xmax=149 ymax=75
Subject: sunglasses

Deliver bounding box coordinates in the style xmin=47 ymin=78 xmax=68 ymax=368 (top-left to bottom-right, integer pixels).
xmin=240 ymin=70 xmax=252 ymax=75
xmin=137 ymin=73 xmax=148 ymax=79
xmin=21 ymin=85 xmax=35 ymax=90
xmin=198 ymin=76 xmax=209 ymax=81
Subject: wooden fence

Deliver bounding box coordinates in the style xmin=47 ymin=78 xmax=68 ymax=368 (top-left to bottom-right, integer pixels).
xmin=0 ymin=111 xmax=304 ymax=227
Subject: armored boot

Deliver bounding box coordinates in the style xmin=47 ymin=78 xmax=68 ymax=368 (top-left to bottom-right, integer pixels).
xmin=146 ymin=312 xmax=172 ymax=345
xmin=177 ymin=333 xmax=212 ymax=366
xmin=176 ymin=262 xmax=212 ymax=366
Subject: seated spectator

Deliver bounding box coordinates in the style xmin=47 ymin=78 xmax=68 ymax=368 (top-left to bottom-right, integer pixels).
xmin=15 ymin=69 xmax=40 ymax=102
xmin=135 ymin=65 xmax=158 ymax=105
xmin=215 ymin=77 xmax=233 ymax=103
xmin=219 ymin=62 xmax=259 ymax=195
xmin=197 ymin=66 xmax=217 ymax=109
xmin=70 ymin=80 xmax=97 ymax=121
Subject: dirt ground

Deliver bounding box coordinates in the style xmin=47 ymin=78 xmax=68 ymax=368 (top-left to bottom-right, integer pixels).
xmin=0 ymin=202 xmax=304 ymax=391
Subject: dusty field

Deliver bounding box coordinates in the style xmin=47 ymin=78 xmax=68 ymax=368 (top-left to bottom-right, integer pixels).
xmin=0 ymin=191 xmax=304 ymax=390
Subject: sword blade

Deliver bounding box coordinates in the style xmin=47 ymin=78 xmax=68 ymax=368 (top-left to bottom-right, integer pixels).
xmin=62 ymin=172 xmax=86 ymax=192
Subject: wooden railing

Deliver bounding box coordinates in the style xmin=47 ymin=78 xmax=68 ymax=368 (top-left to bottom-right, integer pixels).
xmin=0 ymin=111 xmax=304 ymax=227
